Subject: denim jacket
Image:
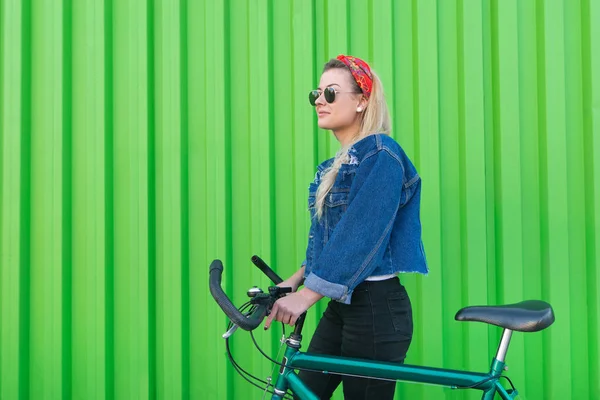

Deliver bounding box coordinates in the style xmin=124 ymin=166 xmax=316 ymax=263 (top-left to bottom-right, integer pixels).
xmin=303 ymin=134 xmax=428 ymax=304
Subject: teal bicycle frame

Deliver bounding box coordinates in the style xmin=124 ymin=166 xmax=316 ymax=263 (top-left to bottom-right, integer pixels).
xmin=270 ymin=317 xmax=517 ymax=400
xmin=210 ymin=258 xmax=552 ymax=400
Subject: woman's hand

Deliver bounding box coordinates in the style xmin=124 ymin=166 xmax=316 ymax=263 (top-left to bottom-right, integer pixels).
xmin=276 ymin=266 xmax=306 ymax=292
xmin=277 ymin=277 xmax=301 ymax=293
xmin=264 ymin=288 xmax=323 ymax=329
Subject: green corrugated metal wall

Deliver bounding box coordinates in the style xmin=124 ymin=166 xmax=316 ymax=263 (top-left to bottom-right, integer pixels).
xmin=1 ymin=0 xmax=599 ymax=399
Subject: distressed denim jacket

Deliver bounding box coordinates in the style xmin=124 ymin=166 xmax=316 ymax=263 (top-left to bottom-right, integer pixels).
xmin=303 ymin=134 xmax=428 ymax=304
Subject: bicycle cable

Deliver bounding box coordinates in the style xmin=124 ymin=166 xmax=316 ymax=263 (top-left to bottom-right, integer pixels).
xmin=263 ymin=323 xmax=293 ymax=400
xmin=249 ymin=330 xmax=516 ymax=390
xmin=238 ymin=302 xmax=518 ymax=394
xmin=249 ymin=330 xmax=401 ymax=383
xmin=499 ymin=375 xmax=516 ymax=391
xmin=226 ymin=336 xmax=294 ymax=399
xmin=234 ymin=294 xmax=442 ymax=392
xmin=452 ymin=374 xmax=501 ymax=389
xmin=224 ymin=303 xmax=270 ymax=388
xmin=225 ymin=304 xmax=294 ymax=399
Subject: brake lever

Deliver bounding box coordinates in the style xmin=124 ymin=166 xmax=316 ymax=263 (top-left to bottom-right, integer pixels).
xmin=222 ymin=324 xmax=239 ymax=339
xmin=223 ymin=287 xmax=294 ymax=338
xmin=222 ymin=307 xmax=255 ymax=339
xmin=252 ymin=287 xmax=292 ymax=315
xmin=269 ymin=286 xmax=292 ymax=296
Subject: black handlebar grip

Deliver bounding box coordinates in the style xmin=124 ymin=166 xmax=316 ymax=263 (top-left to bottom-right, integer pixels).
xmin=209 ymin=260 xmax=266 ymax=331
xmin=251 ymin=255 xmax=283 ymax=284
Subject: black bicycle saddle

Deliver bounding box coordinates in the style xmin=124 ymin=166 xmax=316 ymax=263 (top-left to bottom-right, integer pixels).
xmin=455 ymin=300 xmax=555 ymax=332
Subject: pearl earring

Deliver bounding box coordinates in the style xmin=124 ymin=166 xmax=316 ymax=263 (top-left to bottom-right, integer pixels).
xmin=357 ymin=107 xmax=363 ymax=112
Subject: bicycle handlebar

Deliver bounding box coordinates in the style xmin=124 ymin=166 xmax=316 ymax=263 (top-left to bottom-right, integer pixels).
xmin=209 ymin=260 xmax=268 ymax=331
xmin=251 ymin=255 xmax=283 ymax=284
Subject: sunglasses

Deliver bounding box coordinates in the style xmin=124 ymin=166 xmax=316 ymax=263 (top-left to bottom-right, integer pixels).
xmin=308 ymin=87 xmax=358 ymax=106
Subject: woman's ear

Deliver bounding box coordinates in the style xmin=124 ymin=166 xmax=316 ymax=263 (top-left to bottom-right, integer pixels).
xmin=357 ymin=97 xmax=368 ymax=112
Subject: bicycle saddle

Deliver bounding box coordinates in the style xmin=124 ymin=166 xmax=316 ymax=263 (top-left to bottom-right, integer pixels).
xmin=455 ymin=300 xmax=555 ymax=332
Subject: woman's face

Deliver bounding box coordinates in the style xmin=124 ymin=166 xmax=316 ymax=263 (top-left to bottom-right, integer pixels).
xmin=314 ymin=69 xmax=363 ymax=132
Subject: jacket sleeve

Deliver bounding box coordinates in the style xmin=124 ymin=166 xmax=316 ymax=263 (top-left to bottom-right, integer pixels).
xmin=303 ymin=149 xmax=405 ymax=304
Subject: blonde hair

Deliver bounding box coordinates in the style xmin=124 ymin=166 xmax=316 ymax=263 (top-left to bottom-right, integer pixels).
xmin=315 ymin=59 xmax=391 ymax=219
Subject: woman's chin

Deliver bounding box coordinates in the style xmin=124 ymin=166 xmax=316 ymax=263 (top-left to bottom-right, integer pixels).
xmin=317 ymin=120 xmax=333 ymax=130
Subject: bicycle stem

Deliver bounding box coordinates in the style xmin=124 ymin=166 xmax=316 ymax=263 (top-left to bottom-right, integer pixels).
xmin=287 ymin=313 xmax=307 ymax=349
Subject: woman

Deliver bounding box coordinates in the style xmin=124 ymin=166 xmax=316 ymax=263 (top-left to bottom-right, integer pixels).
xmin=264 ymin=55 xmax=428 ymax=399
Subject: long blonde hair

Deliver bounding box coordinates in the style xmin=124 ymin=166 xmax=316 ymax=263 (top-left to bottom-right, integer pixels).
xmin=315 ymin=59 xmax=391 ymax=219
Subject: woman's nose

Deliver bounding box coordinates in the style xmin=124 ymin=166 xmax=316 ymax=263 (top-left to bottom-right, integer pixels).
xmin=314 ymin=92 xmax=326 ymax=105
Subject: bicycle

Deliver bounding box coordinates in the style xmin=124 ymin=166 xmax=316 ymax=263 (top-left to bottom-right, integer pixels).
xmin=209 ymin=257 xmax=555 ymax=399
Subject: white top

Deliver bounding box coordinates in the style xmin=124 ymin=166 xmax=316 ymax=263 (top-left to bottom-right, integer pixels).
xmin=364 ymin=273 xmax=398 ymax=282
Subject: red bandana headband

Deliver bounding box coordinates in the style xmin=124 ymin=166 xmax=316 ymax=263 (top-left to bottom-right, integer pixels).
xmin=336 ymin=54 xmax=373 ymax=99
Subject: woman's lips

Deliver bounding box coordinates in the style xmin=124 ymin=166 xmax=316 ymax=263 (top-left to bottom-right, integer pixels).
xmin=317 ymin=111 xmax=329 ymax=118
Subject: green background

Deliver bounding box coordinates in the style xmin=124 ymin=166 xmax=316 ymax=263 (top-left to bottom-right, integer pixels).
xmin=1 ymin=0 xmax=599 ymax=399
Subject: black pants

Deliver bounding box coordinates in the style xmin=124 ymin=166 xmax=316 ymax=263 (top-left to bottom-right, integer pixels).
xmin=297 ymin=277 xmax=413 ymax=400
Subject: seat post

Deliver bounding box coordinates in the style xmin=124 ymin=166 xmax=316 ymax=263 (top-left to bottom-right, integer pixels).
xmin=495 ymin=329 xmax=513 ymax=362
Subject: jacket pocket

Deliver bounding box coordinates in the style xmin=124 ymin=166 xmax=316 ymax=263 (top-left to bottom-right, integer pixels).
xmin=323 ymin=189 xmax=349 ymax=238
xmin=324 ymin=189 xmax=350 ymax=208
xmin=335 ymin=163 xmax=357 ymax=189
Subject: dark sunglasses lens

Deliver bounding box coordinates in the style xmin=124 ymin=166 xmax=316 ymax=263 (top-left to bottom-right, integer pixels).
xmin=324 ymin=87 xmax=336 ymax=103
xmin=308 ymin=90 xmax=319 ymax=106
